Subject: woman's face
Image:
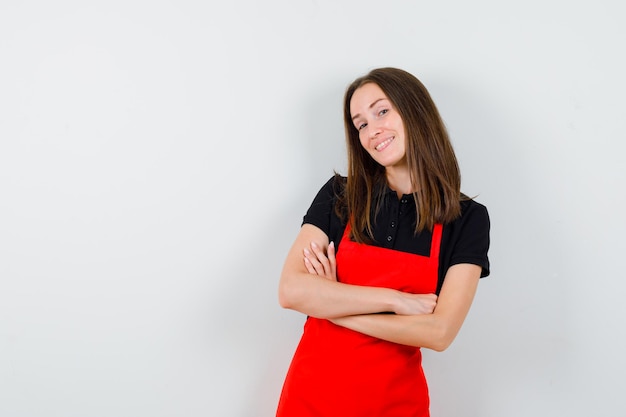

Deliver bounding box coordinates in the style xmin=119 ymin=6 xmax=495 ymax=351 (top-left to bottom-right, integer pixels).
xmin=349 ymin=83 xmax=407 ymax=170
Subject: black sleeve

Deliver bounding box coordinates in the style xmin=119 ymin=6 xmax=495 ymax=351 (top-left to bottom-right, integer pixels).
xmin=301 ymin=176 xmax=337 ymax=239
xmin=445 ymin=200 xmax=491 ymax=278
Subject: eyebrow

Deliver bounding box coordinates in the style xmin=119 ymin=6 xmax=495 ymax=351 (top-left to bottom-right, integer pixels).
xmin=351 ymin=98 xmax=386 ymax=121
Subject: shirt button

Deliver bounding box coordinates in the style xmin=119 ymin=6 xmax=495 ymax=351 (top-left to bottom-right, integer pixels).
xmin=390 ymin=221 xmax=396 ymax=228
xmin=387 ymin=236 xmax=392 ymax=242
xmin=401 ymin=198 xmax=407 ymax=204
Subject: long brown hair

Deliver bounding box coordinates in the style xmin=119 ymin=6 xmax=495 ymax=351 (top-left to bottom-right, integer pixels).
xmin=340 ymin=67 xmax=462 ymax=243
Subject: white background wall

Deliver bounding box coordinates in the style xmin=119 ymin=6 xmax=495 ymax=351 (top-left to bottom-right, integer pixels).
xmin=1 ymin=1 xmax=624 ymax=416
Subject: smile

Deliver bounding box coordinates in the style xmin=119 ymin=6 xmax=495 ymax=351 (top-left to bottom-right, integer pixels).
xmin=375 ymin=137 xmax=394 ymax=151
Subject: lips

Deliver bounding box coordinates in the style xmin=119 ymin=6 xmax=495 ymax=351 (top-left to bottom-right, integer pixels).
xmin=375 ymin=136 xmax=394 ymax=151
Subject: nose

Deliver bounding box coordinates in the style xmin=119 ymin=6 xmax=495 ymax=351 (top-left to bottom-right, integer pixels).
xmin=368 ymin=121 xmax=382 ymax=139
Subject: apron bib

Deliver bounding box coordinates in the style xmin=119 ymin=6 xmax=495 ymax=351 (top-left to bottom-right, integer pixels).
xmin=277 ymin=223 xmax=442 ymax=417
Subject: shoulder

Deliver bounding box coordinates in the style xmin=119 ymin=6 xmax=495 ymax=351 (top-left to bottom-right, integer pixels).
xmin=448 ymin=198 xmax=490 ymax=241
xmin=458 ymin=198 xmax=490 ymax=227
xmin=302 ymin=174 xmax=347 ymax=234
xmin=307 ymin=174 xmax=346 ymax=206
xmin=321 ymin=173 xmax=346 ymax=195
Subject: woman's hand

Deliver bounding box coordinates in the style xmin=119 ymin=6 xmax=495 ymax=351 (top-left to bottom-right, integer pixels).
xmin=303 ymin=241 xmax=337 ymax=282
xmin=302 ymin=240 xmax=435 ymax=314
xmin=280 ymin=225 xmax=413 ymax=319
xmin=302 ymin=240 xmax=436 ymax=314
xmin=393 ymin=292 xmax=437 ymax=315
xmin=328 ymin=264 xmax=481 ymax=351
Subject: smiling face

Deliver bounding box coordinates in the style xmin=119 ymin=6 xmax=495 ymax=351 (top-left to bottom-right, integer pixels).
xmin=349 ymin=82 xmax=407 ymax=170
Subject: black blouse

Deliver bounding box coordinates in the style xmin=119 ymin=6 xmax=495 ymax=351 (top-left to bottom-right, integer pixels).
xmin=302 ymin=176 xmax=491 ymax=293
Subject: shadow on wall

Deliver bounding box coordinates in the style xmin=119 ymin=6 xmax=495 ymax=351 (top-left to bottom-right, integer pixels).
xmin=424 ymin=75 xmax=577 ymax=414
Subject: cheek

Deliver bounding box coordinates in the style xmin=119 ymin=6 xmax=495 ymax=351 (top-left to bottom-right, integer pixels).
xmin=358 ymin=134 xmax=369 ymax=150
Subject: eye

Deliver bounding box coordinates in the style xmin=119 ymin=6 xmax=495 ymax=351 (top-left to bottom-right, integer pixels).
xmin=378 ymin=109 xmax=388 ymax=117
xmin=357 ymin=122 xmax=367 ymax=130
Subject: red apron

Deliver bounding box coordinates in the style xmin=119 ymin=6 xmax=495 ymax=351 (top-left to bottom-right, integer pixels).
xmin=277 ymin=223 xmax=442 ymax=417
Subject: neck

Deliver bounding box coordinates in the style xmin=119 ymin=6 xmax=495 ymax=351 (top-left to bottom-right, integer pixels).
xmin=385 ymin=167 xmax=413 ymax=198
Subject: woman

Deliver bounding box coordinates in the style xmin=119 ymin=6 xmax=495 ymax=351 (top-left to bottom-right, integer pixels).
xmin=276 ymin=67 xmax=490 ymax=416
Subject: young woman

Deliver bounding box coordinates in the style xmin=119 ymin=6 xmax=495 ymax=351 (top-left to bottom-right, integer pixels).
xmin=276 ymin=67 xmax=490 ymax=416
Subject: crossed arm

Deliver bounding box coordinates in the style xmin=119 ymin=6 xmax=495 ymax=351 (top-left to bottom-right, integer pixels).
xmin=278 ymin=224 xmax=480 ymax=352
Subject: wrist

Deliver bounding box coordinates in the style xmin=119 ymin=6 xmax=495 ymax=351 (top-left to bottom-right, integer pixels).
xmin=386 ymin=289 xmax=402 ymax=314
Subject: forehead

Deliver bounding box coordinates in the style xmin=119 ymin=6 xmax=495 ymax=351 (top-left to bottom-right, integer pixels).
xmin=349 ymin=83 xmax=389 ymax=114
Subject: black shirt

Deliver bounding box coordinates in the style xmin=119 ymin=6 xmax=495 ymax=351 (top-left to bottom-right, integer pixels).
xmin=302 ymin=176 xmax=491 ymax=293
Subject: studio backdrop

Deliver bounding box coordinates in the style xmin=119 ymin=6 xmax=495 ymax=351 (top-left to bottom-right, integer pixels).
xmin=1 ymin=1 xmax=624 ymax=416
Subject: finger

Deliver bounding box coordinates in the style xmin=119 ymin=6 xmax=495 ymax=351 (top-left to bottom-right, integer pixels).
xmin=310 ymin=242 xmax=331 ymax=276
xmin=303 ymin=248 xmax=323 ymax=274
xmin=303 ymin=257 xmax=317 ymax=274
xmin=304 ymin=248 xmax=326 ymax=275
xmin=328 ymin=241 xmax=337 ymax=277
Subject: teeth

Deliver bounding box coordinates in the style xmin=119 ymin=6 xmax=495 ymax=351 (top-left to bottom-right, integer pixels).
xmin=376 ymin=137 xmax=393 ymax=151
